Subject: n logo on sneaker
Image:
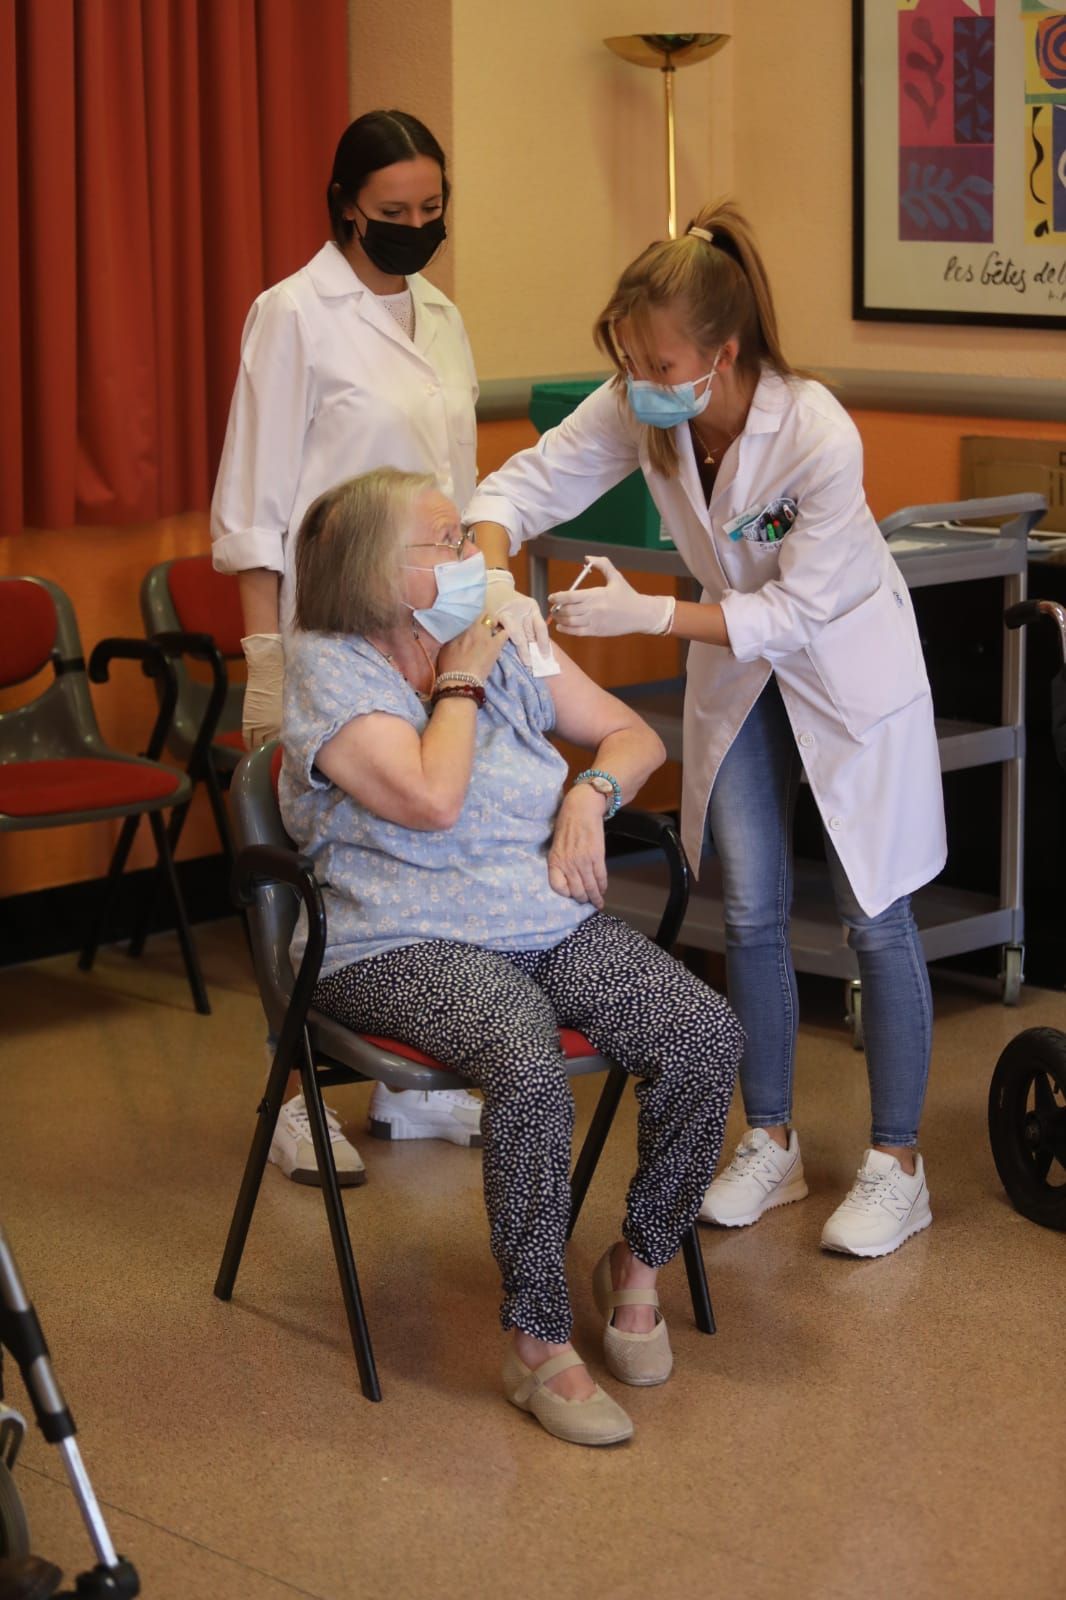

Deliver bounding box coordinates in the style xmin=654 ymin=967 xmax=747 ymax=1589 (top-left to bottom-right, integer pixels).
xmin=755 ymin=1154 xmax=797 ymax=1195
xmin=880 ymin=1187 xmax=914 ymax=1221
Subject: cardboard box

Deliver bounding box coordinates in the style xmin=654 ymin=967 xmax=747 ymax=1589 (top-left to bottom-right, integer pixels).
xmin=962 ymin=437 xmax=1066 ymax=533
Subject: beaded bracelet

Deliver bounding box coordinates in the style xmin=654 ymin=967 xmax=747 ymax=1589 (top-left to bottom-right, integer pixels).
xmin=434 ymin=670 xmax=485 ymax=691
xmin=572 ymin=767 xmax=623 ymax=820
xmin=432 ymin=683 xmax=485 ymax=709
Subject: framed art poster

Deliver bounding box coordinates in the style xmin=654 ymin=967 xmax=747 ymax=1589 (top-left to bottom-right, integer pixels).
xmin=854 ymin=0 xmax=1066 ymax=326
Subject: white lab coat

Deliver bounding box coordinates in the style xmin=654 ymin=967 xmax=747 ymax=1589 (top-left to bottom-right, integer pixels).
xmin=211 ymin=241 xmax=478 ymax=631
xmin=465 ymin=370 xmax=947 ymax=918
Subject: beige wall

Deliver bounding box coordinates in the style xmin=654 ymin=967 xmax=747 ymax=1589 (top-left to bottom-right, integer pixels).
xmin=347 ymin=0 xmax=456 ymax=299
xmin=348 ymin=0 xmax=1063 ymax=384
xmin=450 ymin=2 xmax=734 ymax=379
xmin=731 ymin=0 xmax=1062 ymax=382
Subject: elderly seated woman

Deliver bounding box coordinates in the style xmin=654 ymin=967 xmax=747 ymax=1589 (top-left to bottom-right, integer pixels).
xmin=280 ymin=466 xmax=743 ymax=1447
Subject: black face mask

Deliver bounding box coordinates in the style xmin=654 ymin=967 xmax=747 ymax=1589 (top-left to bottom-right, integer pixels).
xmin=354 ymin=206 xmax=447 ymax=276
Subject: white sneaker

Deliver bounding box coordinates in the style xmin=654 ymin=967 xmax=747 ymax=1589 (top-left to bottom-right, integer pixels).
xmin=367 ymin=1083 xmax=483 ymax=1147
xmin=699 ymin=1127 xmax=808 ymax=1227
xmin=269 ymin=1094 xmax=366 ymax=1188
xmin=821 ymin=1150 xmax=932 ymax=1258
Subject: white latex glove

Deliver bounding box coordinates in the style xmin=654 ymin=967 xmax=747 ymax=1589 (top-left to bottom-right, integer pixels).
xmin=548 ymin=556 xmax=675 ymax=639
xmin=241 ymin=632 xmax=284 ymax=749
xmin=484 ymin=569 xmax=551 ymax=666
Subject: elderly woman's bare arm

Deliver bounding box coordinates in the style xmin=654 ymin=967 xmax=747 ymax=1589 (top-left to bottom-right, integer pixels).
xmin=545 ymin=649 xmax=667 ymax=909
xmin=548 ymin=648 xmax=666 ymax=799
xmin=314 ymin=618 xmax=512 ymax=829
xmin=314 ymin=699 xmax=481 ymax=831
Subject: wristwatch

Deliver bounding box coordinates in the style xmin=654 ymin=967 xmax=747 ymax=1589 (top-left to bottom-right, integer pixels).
xmin=572 ymin=768 xmax=622 ymax=820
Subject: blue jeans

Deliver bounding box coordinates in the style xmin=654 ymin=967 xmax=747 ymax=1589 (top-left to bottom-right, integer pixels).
xmin=705 ymin=679 xmax=933 ymax=1147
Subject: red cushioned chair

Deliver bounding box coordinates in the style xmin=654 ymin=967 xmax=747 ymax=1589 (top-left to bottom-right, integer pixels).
xmin=0 ymin=576 xmax=209 ymax=1013
xmin=215 ymin=741 xmax=716 ymax=1402
xmin=140 ymin=555 xmax=247 ymax=871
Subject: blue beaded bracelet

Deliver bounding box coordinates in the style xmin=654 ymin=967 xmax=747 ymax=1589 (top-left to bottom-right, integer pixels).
xmin=572 ymin=768 xmax=622 ymax=820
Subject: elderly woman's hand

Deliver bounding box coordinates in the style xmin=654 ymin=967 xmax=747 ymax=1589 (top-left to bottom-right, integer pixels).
xmin=437 ymin=614 xmax=512 ymax=682
xmin=548 ymin=785 xmax=609 ymax=909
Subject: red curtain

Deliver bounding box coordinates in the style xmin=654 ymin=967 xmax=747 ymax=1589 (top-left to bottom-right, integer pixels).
xmin=0 ymin=0 xmax=349 ymax=536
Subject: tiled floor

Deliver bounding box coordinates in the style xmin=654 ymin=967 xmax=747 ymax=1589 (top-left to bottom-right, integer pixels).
xmin=1 ymin=921 xmax=1064 ymax=1600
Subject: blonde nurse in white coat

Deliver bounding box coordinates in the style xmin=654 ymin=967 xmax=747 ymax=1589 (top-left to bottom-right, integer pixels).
xmin=212 ymin=111 xmax=543 ymax=1182
xmin=467 ymin=202 xmax=947 ymax=1260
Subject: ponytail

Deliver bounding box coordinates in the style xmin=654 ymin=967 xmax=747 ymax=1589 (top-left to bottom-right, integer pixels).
xmin=594 ymin=200 xmax=799 ymax=478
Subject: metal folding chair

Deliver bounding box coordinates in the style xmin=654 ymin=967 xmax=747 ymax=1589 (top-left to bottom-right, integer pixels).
xmin=215 ymin=742 xmax=717 ymax=1401
xmin=0 ymin=576 xmax=207 ymax=1014
xmin=140 ymin=554 xmax=246 ymax=871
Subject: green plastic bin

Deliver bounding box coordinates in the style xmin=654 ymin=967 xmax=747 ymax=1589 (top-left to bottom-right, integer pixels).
xmin=528 ymin=380 xmax=674 ymax=550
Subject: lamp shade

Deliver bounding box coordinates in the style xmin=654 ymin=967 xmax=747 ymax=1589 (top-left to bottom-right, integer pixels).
xmin=603 ymin=33 xmax=729 ymax=69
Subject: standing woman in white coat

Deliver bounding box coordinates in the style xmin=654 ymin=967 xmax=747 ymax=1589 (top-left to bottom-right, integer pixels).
xmin=466 ymin=202 xmax=947 ymax=1259
xmin=212 ymin=111 xmax=541 ymax=1182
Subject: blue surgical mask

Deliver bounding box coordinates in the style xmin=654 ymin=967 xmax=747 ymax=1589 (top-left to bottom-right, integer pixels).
xmin=626 ymin=356 xmax=719 ymax=429
xmin=405 ymin=549 xmax=487 ymax=642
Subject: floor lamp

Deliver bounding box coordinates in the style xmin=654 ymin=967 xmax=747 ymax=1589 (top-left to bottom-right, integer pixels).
xmin=604 ymin=32 xmax=730 ymax=239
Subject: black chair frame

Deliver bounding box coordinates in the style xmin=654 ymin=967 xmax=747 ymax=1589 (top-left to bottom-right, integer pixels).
xmin=123 ymin=630 xmax=234 ymax=963
xmin=215 ymin=795 xmax=715 ymax=1403
xmin=75 ymin=636 xmax=210 ymax=1015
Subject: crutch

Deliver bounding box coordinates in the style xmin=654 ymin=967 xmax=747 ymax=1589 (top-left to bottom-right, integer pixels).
xmin=0 ymin=1226 xmax=139 ymax=1598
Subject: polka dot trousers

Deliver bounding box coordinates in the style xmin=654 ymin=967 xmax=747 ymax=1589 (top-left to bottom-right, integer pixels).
xmin=313 ymin=912 xmax=744 ymax=1345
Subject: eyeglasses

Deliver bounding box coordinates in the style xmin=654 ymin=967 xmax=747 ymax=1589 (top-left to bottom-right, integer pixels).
xmin=404 ymin=531 xmax=476 ymax=559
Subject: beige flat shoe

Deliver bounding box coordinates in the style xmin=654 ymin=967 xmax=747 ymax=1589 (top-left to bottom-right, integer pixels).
xmin=592 ymin=1247 xmax=674 ymax=1387
xmin=502 ymin=1347 xmax=633 ymax=1446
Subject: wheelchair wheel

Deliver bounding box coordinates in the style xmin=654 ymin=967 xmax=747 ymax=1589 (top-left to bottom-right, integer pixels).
xmin=0 ymin=1460 xmax=30 ymax=1559
xmin=988 ymin=1027 xmax=1066 ymax=1231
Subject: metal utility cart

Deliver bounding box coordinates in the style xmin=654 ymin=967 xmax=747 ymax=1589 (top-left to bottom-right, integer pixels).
xmin=527 ymin=493 xmax=1047 ymax=1044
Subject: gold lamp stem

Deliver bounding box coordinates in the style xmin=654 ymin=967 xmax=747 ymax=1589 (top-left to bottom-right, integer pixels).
xmin=663 ymin=64 xmax=677 ymax=239
xmin=603 ymin=35 xmax=730 ymax=241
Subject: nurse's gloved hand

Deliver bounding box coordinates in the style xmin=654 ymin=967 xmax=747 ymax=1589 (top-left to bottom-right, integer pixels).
xmin=485 ymin=569 xmax=550 ymax=666
xmin=548 ymin=556 xmax=675 ymax=638
xmin=241 ymin=632 xmax=284 ymax=749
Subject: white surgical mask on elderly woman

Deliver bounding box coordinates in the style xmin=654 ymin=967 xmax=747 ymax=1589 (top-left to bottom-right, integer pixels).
xmin=404 ymin=548 xmax=487 ymax=642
